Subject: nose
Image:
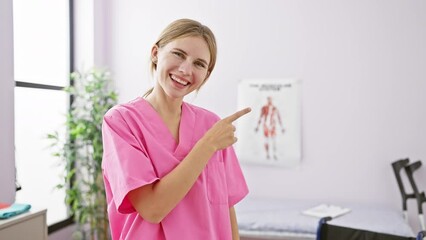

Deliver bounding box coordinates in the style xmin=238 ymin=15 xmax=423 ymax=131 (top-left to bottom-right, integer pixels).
xmin=178 ymin=59 xmax=192 ymax=75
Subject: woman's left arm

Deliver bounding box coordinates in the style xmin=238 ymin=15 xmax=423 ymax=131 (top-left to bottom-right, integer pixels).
xmin=230 ymin=206 xmax=240 ymax=240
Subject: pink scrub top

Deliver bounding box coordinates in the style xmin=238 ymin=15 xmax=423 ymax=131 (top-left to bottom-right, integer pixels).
xmin=102 ymin=97 xmax=249 ymax=240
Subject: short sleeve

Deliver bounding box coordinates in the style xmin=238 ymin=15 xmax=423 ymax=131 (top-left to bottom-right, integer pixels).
xmin=102 ymin=110 xmax=159 ymax=214
xmin=223 ymin=146 xmax=249 ymax=207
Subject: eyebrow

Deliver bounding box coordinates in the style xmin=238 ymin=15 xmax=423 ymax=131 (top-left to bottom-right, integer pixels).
xmin=173 ymin=48 xmax=209 ymax=66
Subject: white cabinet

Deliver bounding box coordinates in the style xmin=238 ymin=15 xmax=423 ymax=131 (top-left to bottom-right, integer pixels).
xmin=0 ymin=209 xmax=47 ymax=240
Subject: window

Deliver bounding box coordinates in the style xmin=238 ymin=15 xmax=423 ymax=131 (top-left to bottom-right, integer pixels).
xmin=13 ymin=0 xmax=73 ymax=232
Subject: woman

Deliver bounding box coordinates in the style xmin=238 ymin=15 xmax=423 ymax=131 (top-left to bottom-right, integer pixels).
xmin=102 ymin=18 xmax=251 ymax=240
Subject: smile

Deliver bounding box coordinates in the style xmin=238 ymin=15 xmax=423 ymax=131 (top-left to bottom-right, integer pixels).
xmin=170 ymin=74 xmax=190 ymax=86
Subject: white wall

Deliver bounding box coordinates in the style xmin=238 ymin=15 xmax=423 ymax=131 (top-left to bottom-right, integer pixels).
xmin=0 ymin=0 xmax=16 ymax=204
xmin=102 ymin=0 xmax=426 ymax=232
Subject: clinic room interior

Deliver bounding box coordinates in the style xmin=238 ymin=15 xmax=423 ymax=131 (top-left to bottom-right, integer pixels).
xmin=1 ymin=1 xmax=426 ymax=240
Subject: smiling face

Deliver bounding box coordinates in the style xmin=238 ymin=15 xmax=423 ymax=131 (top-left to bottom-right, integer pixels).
xmin=152 ymin=36 xmax=211 ymax=100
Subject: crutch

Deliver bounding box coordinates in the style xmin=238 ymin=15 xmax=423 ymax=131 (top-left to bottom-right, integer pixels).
xmin=392 ymin=158 xmax=417 ymax=222
xmin=405 ymin=160 xmax=426 ymax=231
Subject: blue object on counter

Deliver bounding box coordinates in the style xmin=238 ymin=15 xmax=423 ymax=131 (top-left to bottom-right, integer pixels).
xmin=0 ymin=203 xmax=31 ymax=219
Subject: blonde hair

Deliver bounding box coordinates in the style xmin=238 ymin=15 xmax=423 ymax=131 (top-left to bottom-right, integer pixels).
xmin=144 ymin=19 xmax=217 ymax=97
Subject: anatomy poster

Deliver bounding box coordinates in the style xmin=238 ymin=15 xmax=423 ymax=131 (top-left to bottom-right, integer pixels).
xmin=236 ymin=79 xmax=301 ymax=167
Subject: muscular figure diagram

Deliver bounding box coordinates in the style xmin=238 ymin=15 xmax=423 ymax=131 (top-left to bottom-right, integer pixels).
xmin=255 ymin=96 xmax=285 ymax=160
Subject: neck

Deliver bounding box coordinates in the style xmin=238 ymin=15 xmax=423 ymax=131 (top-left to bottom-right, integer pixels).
xmin=145 ymin=86 xmax=182 ymax=118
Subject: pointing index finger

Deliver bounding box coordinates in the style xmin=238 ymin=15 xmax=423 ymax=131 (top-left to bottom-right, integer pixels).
xmin=224 ymin=107 xmax=252 ymax=122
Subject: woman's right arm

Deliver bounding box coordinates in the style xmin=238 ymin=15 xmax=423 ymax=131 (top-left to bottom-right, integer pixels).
xmin=128 ymin=108 xmax=251 ymax=223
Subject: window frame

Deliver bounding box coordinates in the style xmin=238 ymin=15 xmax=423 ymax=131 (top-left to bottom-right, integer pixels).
xmin=14 ymin=0 xmax=75 ymax=234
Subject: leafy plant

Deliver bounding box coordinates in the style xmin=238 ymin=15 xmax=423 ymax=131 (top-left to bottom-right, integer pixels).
xmin=48 ymin=68 xmax=118 ymax=240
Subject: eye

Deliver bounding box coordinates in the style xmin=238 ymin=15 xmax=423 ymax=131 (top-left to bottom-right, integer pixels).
xmin=195 ymin=61 xmax=207 ymax=69
xmin=172 ymin=51 xmax=184 ymax=58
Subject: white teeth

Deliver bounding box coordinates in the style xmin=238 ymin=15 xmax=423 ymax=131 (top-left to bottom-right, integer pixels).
xmin=171 ymin=75 xmax=189 ymax=86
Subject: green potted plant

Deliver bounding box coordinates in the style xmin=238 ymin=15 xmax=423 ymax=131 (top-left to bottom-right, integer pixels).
xmin=48 ymin=68 xmax=118 ymax=240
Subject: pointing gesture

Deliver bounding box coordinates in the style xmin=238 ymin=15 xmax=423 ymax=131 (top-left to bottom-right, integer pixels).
xmin=202 ymin=107 xmax=251 ymax=151
xmin=223 ymin=107 xmax=252 ymax=123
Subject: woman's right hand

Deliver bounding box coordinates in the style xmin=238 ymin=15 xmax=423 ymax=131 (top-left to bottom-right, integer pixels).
xmin=201 ymin=107 xmax=251 ymax=151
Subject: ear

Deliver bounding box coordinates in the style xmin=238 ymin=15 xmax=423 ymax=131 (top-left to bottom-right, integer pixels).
xmin=151 ymin=45 xmax=159 ymax=63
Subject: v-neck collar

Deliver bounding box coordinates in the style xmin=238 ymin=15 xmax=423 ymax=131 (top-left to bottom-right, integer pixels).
xmin=139 ymin=97 xmax=195 ymax=158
